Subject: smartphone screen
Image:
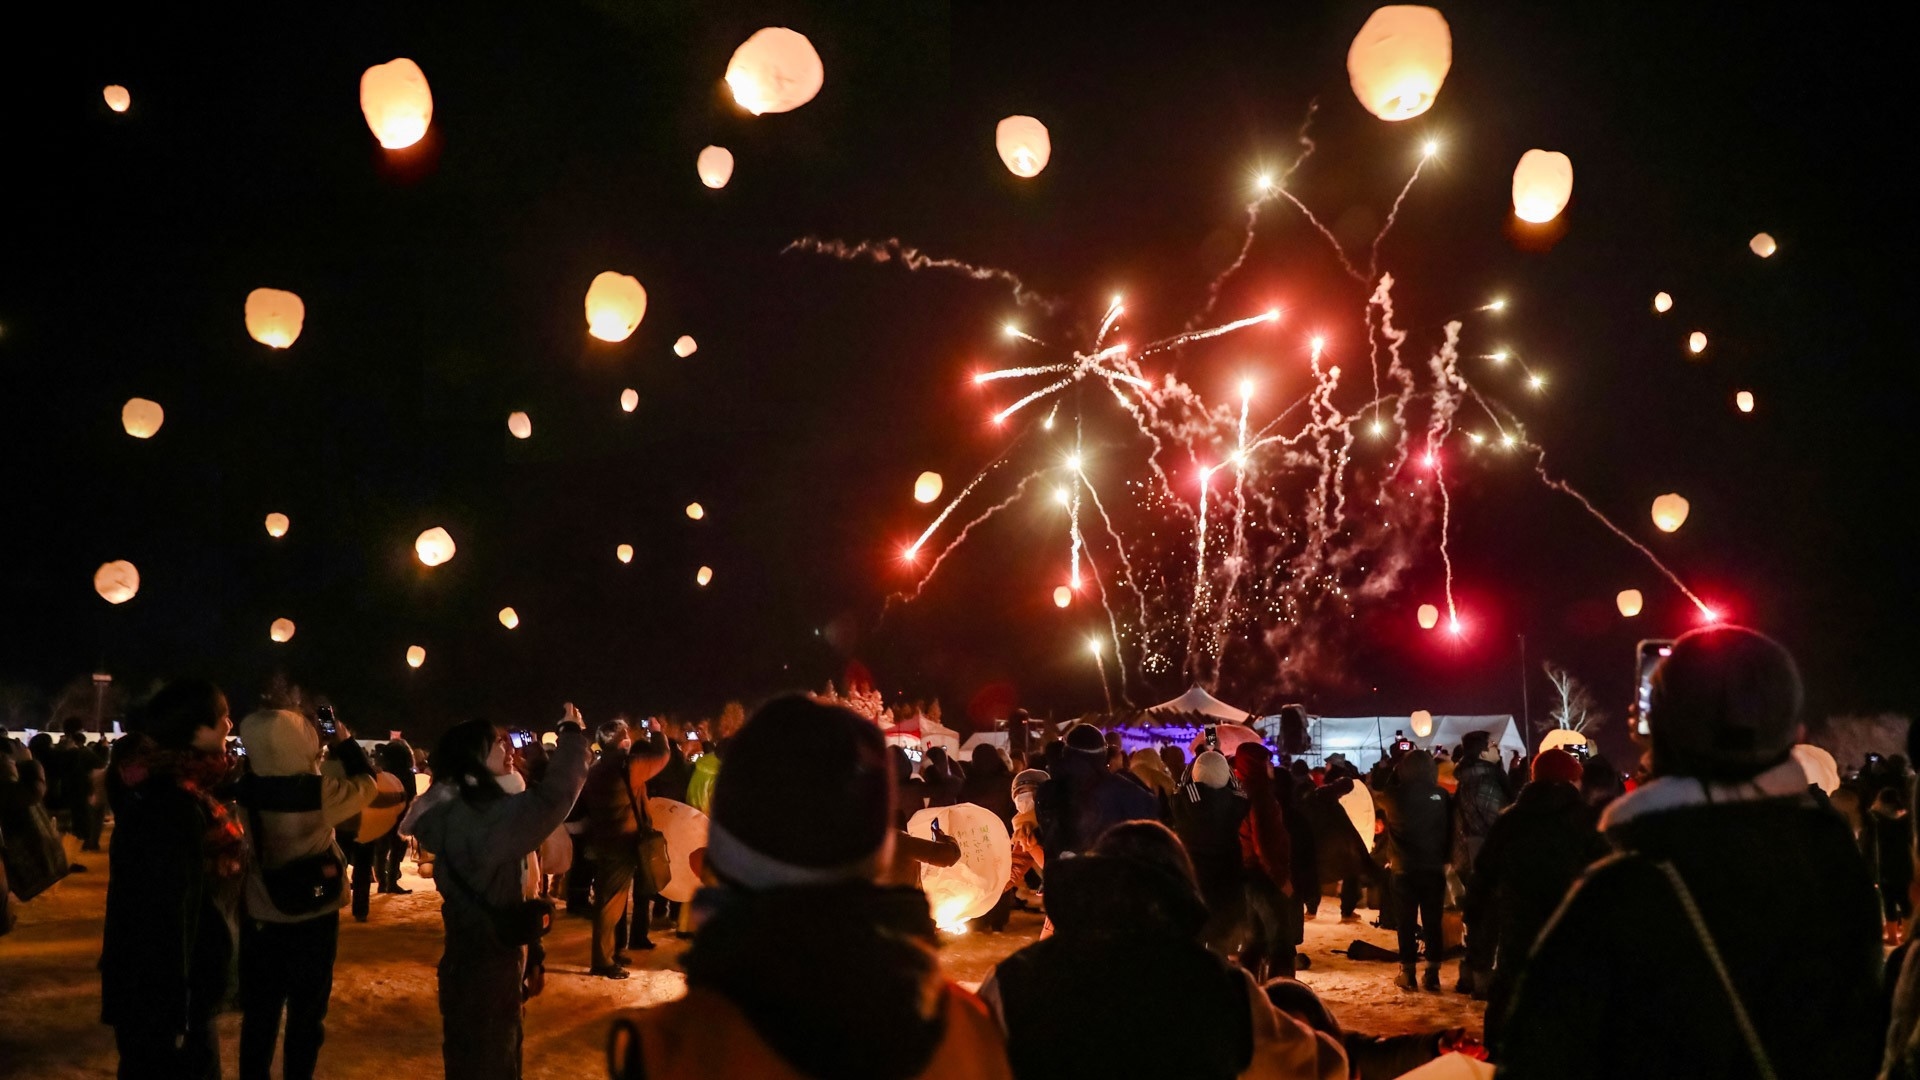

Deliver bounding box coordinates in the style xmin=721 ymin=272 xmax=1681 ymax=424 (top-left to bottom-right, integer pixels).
xmin=315 ymin=705 xmax=337 ymax=736
xmin=1634 ymin=639 xmax=1674 ymax=735
xmin=510 ymin=731 xmax=531 ymax=749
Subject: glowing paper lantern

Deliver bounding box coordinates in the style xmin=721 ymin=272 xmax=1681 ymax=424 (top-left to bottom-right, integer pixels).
xmin=244 ymin=288 xmax=305 ymax=349
xmin=264 ymin=513 xmax=290 ymax=538
xmin=1411 ymin=709 xmax=1434 ymax=738
xmin=1616 ymin=589 xmax=1644 ymax=617
xmin=1511 ymin=150 xmax=1573 ymax=224
xmin=914 ymin=471 xmax=944 ymax=504
xmin=1749 ymin=232 xmax=1777 ymax=258
xmin=725 ymin=27 xmax=824 ymax=115
xmin=697 ymin=146 xmax=734 ymax=189
xmin=507 ymin=411 xmax=532 ymax=439
xmin=584 ymin=272 xmax=648 ymax=342
xmin=695 ymin=566 xmax=714 ymax=587
xmin=617 ymin=543 xmax=634 ymax=564
xmin=269 ymin=618 xmax=296 ymax=643
xmin=1338 ymin=780 xmax=1377 ymax=853
xmin=359 ymin=58 xmax=433 ymax=150
xmin=1186 ymin=723 xmax=1263 ymax=759
xmin=907 ymin=803 xmax=1013 ymax=930
xmin=1053 ymin=586 xmax=1072 ymax=608
xmin=498 ymin=606 xmax=520 ymax=629
xmin=103 ymin=85 xmax=131 ymax=113
xmin=685 ymin=502 xmax=705 ymax=521
xmin=620 ymin=388 xmax=639 ymax=413
xmin=406 ymin=645 xmax=426 ymax=669
xmin=121 ymin=398 xmax=165 ymax=439
xmin=1688 ymin=331 xmax=1708 ymax=355
xmin=1653 ymin=291 xmax=1673 ymax=314
xmin=1539 ymin=728 xmax=1589 ymax=754
xmin=415 ymin=526 xmax=457 ymax=566
xmin=93 ymin=561 xmax=140 ymax=604
xmin=1417 ymin=603 xmax=1440 ymax=630
xmin=995 ymin=116 xmax=1051 ymax=178
xmin=673 ymin=335 xmax=698 ymax=358
xmin=1736 ymin=390 xmax=1755 ymax=413
xmin=648 ymin=797 xmax=712 ymax=903
xmin=1650 ymin=493 xmax=1690 ymax=533
xmin=1790 ymin=744 xmax=1840 ymax=796
xmin=1346 ymin=6 xmax=1452 ymax=122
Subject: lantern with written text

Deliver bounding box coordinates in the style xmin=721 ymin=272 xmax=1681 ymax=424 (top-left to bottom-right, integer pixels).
xmin=908 ymin=804 xmax=1013 ymax=931
xmin=94 ymin=561 xmax=140 ymax=604
xmin=1346 ymin=6 xmax=1452 ymax=121
xmin=359 ymin=58 xmax=433 ymax=150
xmin=1511 ymin=150 xmax=1573 ymax=224
xmin=725 ymin=28 xmax=823 ymax=115
xmin=585 ymin=272 xmax=647 ymax=342
xmin=415 ymin=526 xmax=456 ymax=566
xmin=697 ymin=146 xmax=734 ymax=189
xmin=995 ymin=116 xmax=1051 ymax=178
xmin=122 ymin=398 xmax=165 ymax=439
xmin=245 ymin=288 xmax=305 ymax=349
xmin=1651 ymin=493 xmax=1690 ymax=533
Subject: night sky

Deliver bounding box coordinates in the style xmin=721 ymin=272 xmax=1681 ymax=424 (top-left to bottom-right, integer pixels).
xmin=2 ymin=3 xmax=1910 ymax=753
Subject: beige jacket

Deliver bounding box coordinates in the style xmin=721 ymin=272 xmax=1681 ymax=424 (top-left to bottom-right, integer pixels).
xmin=238 ymin=709 xmax=377 ymax=922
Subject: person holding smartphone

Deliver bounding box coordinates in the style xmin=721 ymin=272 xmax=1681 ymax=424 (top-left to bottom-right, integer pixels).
xmin=580 ymin=715 xmax=671 ymax=978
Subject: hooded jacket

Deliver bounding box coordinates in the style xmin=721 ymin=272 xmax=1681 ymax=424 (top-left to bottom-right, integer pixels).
xmin=1035 ymin=747 xmax=1158 ymax=863
xmin=1376 ymin=751 xmax=1451 ymax=874
xmin=237 ymin=710 xmax=377 ymax=922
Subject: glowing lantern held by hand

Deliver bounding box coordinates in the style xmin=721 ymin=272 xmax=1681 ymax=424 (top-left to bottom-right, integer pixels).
xmin=914 ymin=471 xmax=944 ymax=504
xmin=673 ymin=335 xmax=698 ymax=358
xmin=1790 ymin=744 xmax=1840 ymax=795
xmin=103 ymin=85 xmax=131 ymax=113
xmin=1617 ymin=589 xmax=1644 ymax=617
xmin=94 ymin=561 xmax=140 ymax=604
xmin=1749 ymin=232 xmax=1777 ymax=258
xmin=584 ymin=272 xmax=647 ymax=342
xmin=697 ymin=146 xmax=734 ymax=189
xmin=406 ymin=645 xmax=426 ymax=669
xmin=696 ymin=566 xmax=713 ymax=587
xmin=1651 ymin=493 xmax=1690 ymax=533
xmin=507 ymin=411 xmax=532 ymax=439
xmin=1512 ymin=150 xmax=1573 ymax=224
xmin=1653 ymin=292 xmax=1673 ymax=314
xmin=269 ymin=618 xmax=296 ymax=643
xmin=1411 ymin=709 xmax=1433 ymax=738
xmin=265 ymin=513 xmax=290 ymax=538
xmin=122 ymin=398 xmax=165 ymax=439
xmin=1417 ymin=603 xmax=1439 ymax=630
xmin=725 ymin=27 xmax=823 ymax=115
xmin=908 ymin=804 xmax=1013 ymax=930
xmin=359 ymin=58 xmax=433 ymax=150
xmin=245 ymin=288 xmax=305 ymax=349
xmin=685 ymin=502 xmax=705 ymax=521
xmin=617 ymin=543 xmax=633 ymax=564
xmin=498 ymin=607 xmax=520 ymax=629
xmin=620 ymin=388 xmax=639 ymax=413
xmin=1736 ymin=390 xmax=1755 ymax=413
xmin=415 ymin=526 xmax=456 ymax=566
xmin=1053 ymin=586 xmax=1072 ymax=608
xmin=1346 ymin=6 xmax=1452 ymax=121
xmin=995 ymin=116 xmax=1051 ymax=178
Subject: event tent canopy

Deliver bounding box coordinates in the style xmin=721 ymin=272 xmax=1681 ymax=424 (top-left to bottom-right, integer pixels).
xmin=1145 ymin=685 xmax=1250 ymax=724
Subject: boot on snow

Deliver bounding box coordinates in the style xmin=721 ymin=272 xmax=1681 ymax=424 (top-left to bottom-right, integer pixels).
xmin=1396 ymin=965 xmax=1419 ymax=990
xmin=1422 ymin=964 xmax=1442 ymax=992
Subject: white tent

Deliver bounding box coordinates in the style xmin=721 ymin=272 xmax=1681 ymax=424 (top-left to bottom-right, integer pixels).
xmin=1146 ymin=685 xmax=1250 ymax=724
xmin=1282 ymin=714 xmax=1525 ymax=769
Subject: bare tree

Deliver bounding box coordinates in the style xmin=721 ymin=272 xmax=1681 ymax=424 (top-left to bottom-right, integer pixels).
xmin=1541 ymin=661 xmax=1605 ymax=735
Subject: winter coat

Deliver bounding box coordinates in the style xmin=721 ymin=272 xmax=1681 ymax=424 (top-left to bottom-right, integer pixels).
xmin=1173 ymin=779 xmax=1251 ymax=907
xmin=235 ymin=709 xmax=378 ymax=922
xmin=959 ymin=749 xmax=1019 ymax=827
xmin=1376 ymin=751 xmax=1452 ymax=874
xmin=980 ymin=852 xmax=1346 ymax=1080
xmin=1236 ymin=759 xmax=1292 ymax=892
xmin=580 ymin=731 xmax=670 ymax=860
xmin=1450 ymin=754 xmax=1510 ymax=878
xmin=1498 ymin=758 xmax=1884 ymax=1080
xmin=0 ymin=756 xmax=68 ymax=901
xmin=1035 ymin=751 xmax=1159 ymax=863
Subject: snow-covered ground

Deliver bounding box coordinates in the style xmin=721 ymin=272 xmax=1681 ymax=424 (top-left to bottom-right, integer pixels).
xmin=1 ymin=839 xmax=1479 ymax=1077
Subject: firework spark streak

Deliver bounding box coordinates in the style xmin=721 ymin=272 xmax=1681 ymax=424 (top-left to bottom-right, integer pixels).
xmin=1526 ymin=447 xmax=1716 ymax=616
xmin=1193 ymin=101 xmax=1319 ymax=327
xmin=784 ymin=237 xmax=1061 ymax=311
xmin=893 ymin=473 xmax=1044 ymax=606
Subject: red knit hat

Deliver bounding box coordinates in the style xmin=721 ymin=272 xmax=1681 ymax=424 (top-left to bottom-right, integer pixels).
xmin=1531 ymin=747 xmax=1584 ymax=787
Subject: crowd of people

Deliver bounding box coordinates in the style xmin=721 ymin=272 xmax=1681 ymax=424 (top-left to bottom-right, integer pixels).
xmin=2 ymin=624 xmax=1915 ymax=1078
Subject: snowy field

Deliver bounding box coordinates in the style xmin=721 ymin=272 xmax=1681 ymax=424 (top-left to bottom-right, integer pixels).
xmin=0 ymin=838 xmax=1480 ymax=1078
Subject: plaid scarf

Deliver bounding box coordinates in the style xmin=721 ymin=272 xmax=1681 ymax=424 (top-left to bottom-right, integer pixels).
xmin=114 ymin=740 xmax=247 ymax=880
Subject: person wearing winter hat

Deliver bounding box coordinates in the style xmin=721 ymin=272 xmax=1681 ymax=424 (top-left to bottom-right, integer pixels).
xmin=607 ymin=696 xmax=1011 ymax=1080
xmin=580 ymin=716 xmax=671 ymax=977
xmin=1007 ymin=769 xmax=1048 ymax=908
xmin=1500 ymin=627 xmax=1883 ymax=1078
xmin=1171 ymin=749 xmax=1251 ymax=958
xmin=1375 ymin=749 xmax=1452 ymax=991
xmin=234 ymin=705 xmax=378 ymax=1080
xmin=1034 ymin=722 xmax=1159 ymax=866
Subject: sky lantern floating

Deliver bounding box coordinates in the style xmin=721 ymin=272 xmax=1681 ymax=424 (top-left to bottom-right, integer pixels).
xmin=1653 ymin=291 xmax=1673 ymax=314
xmin=507 ymin=411 xmax=532 ymax=439
xmin=673 ymin=335 xmax=698 ymax=358
xmin=620 ymin=388 xmax=639 ymax=413
xmin=616 ymin=543 xmax=634 ymax=564
xmin=685 ymin=502 xmax=705 ymax=521
xmin=498 ymin=606 xmax=520 ymax=629
xmin=244 ymin=288 xmax=305 ymax=349
xmin=995 ymin=115 xmax=1051 ymax=178
xmin=414 ymin=526 xmax=456 ymax=566
xmin=1417 ymin=603 xmax=1440 ymax=630
xmin=725 ymin=27 xmax=823 ymax=115
xmin=1346 ymin=5 xmax=1452 ymax=121
xmin=1736 ymin=390 xmax=1755 ymax=413
xmin=359 ymin=58 xmax=433 ymax=150
xmin=102 ymin=85 xmax=131 ymax=113
xmin=264 ymin=513 xmax=290 ymax=538
xmin=269 ymin=618 xmax=296 ymax=643
xmin=1688 ymin=331 xmax=1708 ymax=355
xmin=93 ymin=561 xmax=140 ymax=604
xmin=1411 ymin=709 xmax=1433 ymax=738
xmin=697 ymin=146 xmax=734 ymax=189
xmin=121 ymin=398 xmax=165 ymax=439
xmin=1053 ymin=586 xmax=1072 ymax=608
xmin=584 ymin=272 xmax=647 ymax=342
xmin=1749 ymin=232 xmax=1777 ymax=258
xmin=696 ymin=565 xmax=714 ymax=587
xmin=406 ymin=645 xmax=426 ymax=669
xmin=1651 ymin=493 xmax=1690 ymax=533
xmin=1511 ymin=149 xmax=1574 ymax=224
xmin=1616 ymin=589 xmax=1644 ymax=617
xmin=914 ymin=471 xmax=944 ymax=504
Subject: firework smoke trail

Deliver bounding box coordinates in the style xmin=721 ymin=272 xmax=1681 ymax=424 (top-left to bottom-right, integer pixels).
xmin=1092 ymin=646 xmax=1114 ymax=713
xmin=994 ymin=375 xmax=1077 ymax=424
xmin=1184 ymin=467 xmax=1217 ymax=682
xmin=1042 ymin=402 xmax=1059 ymax=430
xmin=1526 ymin=447 xmax=1716 ymax=615
xmin=1435 ymin=453 xmax=1459 ymax=629
xmin=1211 ymin=388 xmax=1256 ymax=668
xmin=1137 ymin=310 xmax=1280 ymax=359
xmin=1068 ymin=484 xmax=1083 ymax=588
xmin=1369 ymin=156 xmax=1429 ymax=279
xmin=1082 ymin=472 xmax=1156 ymax=662
xmin=1192 ymin=100 xmax=1320 ymax=327
xmin=1077 ymin=528 xmax=1132 ymax=703
xmin=1277 ymin=189 xmax=1366 ymax=284
xmin=975 ymin=363 xmax=1071 ymax=384
xmin=783 ymin=237 xmax=1060 ymax=311
xmin=1371 ymin=274 xmax=1418 ymax=464
xmin=907 ymin=448 xmax=1020 ymax=555
xmin=1097 ymin=298 xmax=1125 ymax=347
xmin=892 ymin=473 xmax=1044 ymax=605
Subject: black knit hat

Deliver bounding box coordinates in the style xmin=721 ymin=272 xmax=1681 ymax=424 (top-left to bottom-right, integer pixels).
xmin=1649 ymin=625 xmax=1803 ymax=782
xmin=1064 ymin=721 xmax=1108 ymax=755
xmin=706 ymin=696 xmax=896 ymax=889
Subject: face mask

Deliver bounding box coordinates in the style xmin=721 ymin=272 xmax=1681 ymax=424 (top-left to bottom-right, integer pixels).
xmin=1013 ymin=792 xmax=1035 ymax=815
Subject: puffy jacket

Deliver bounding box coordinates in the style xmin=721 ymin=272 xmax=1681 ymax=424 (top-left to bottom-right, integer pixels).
xmin=1376 ymin=751 xmax=1451 ymax=874
xmin=237 ymin=710 xmax=377 ymax=922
